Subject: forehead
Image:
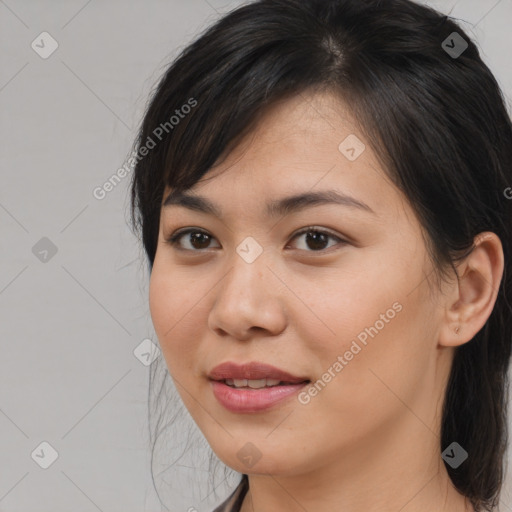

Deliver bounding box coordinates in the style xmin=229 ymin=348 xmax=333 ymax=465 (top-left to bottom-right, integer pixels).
xmin=162 ymin=90 xmax=407 ymax=222
xmin=223 ymin=90 xmax=362 ymax=163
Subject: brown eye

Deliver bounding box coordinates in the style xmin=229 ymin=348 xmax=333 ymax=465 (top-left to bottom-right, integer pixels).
xmin=188 ymin=232 xmax=213 ymax=249
xmin=165 ymin=229 xmax=220 ymax=251
xmin=302 ymin=231 xmax=330 ymax=250
xmin=288 ymin=227 xmax=346 ymax=252
xmin=165 ymin=226 xmax=346 ymax=254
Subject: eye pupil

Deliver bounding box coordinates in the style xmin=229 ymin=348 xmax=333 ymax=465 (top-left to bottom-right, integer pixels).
xmin=191 ymin=232 xmax=210 ymax=249
xmin=306 ymin=231 xmax=329 ymax=251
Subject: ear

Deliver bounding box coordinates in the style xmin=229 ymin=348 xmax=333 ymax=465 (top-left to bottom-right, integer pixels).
xmin=439 ymin=232 xmax=504 ymax=348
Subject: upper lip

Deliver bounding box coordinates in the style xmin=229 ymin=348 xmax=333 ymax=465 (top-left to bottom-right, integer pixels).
xmin=208 ymin=361 xmax=309 ymax=383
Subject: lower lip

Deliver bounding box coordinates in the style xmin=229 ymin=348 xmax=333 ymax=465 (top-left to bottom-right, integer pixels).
xmin=210 ymin=380 xmax=309 ymax=413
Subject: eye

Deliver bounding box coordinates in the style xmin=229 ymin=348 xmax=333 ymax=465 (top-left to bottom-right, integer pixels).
xmin=287 ymin=226 xmax=346 ymax=252
xmin=164 ymin=226 xmax=347 ymax=253
xmin=165 ymin=228 xmax=220 ymax=251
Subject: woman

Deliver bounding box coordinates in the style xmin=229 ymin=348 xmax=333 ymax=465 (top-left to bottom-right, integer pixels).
xmin=129 ymin=0 xmax=512 ymax=510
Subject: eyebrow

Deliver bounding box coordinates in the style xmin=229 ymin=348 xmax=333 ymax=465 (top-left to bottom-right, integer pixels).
xmin=162 ymin=189 xmax=375 ymax=218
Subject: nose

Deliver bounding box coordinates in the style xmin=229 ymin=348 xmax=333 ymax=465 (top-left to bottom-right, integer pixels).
xmin=207 ymin=252 xmax=288 ymax=341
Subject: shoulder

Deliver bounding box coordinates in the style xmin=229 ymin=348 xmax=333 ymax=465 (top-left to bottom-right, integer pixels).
xmin=211 ymin=475 xmax=249 ymax=512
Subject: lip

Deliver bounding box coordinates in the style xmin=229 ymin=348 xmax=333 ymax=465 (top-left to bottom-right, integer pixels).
xmin=208 ymin=361 xmax=310 ymax=413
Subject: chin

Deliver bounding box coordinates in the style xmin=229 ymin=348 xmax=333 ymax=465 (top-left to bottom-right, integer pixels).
xmin=208 ymin=436 xmax=304 ymax=476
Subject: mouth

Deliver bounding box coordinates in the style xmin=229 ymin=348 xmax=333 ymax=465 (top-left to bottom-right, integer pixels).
xmin=221 ymin=378 xmax=307 ymax=389
xmin=208 ymin=361 xmax=310 ymax=413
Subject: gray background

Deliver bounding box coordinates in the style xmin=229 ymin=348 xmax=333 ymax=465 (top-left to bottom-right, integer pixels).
xmin=1 ymin=0 xmax=511 ymax=511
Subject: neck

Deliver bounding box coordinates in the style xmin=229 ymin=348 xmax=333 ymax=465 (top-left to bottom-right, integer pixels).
xmin=239 ymin=416 xmax=473 ymax=512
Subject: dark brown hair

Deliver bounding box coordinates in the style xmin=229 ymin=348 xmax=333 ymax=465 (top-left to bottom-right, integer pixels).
xmin=129 ymin=0 xmax=512 ymax=509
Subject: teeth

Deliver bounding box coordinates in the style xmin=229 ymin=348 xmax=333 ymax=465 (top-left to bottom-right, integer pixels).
xmin=260 ymin=379 xmax=281 ymax=386
xmin=225 ymin=378 xmax=282 ymax=388
xmin=247 ymin=379 xmax=266 ymax=389
xmin=263 ymin=378 xmax=281 ymax=387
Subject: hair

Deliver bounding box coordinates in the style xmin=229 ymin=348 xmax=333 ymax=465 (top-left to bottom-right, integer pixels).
xmin=129 ymin=0 xmax=512 ymax=509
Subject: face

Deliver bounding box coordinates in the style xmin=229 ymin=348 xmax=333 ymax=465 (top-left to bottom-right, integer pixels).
xmin=149 ymin=91 xmax=450 ymax=478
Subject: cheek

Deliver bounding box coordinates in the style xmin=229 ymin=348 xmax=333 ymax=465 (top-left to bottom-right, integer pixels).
xmin=149 ymin=272 xmax=215 ymax=426
xmin=301 ymin=257 xmax=435 ymax=412
xmin=323 ymin=312 xmax=435 ymax=447
xmin=148 ymin=265 xmax=205 ymax=377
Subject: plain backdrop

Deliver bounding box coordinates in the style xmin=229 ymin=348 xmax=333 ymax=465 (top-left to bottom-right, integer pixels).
xmin=1 ymin=0 xmax=511 ymax=511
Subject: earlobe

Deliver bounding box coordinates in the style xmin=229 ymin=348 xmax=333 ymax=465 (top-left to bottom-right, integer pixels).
xmin=439 ymin=232 xmax=504 ymax=348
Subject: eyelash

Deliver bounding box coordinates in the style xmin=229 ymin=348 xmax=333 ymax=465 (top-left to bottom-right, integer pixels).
xmin=164 ymin=226 xmax=347 ymax=254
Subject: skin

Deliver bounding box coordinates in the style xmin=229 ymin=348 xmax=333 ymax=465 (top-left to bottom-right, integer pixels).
xmin=149 ymin=90 xmax=503 ymax=512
